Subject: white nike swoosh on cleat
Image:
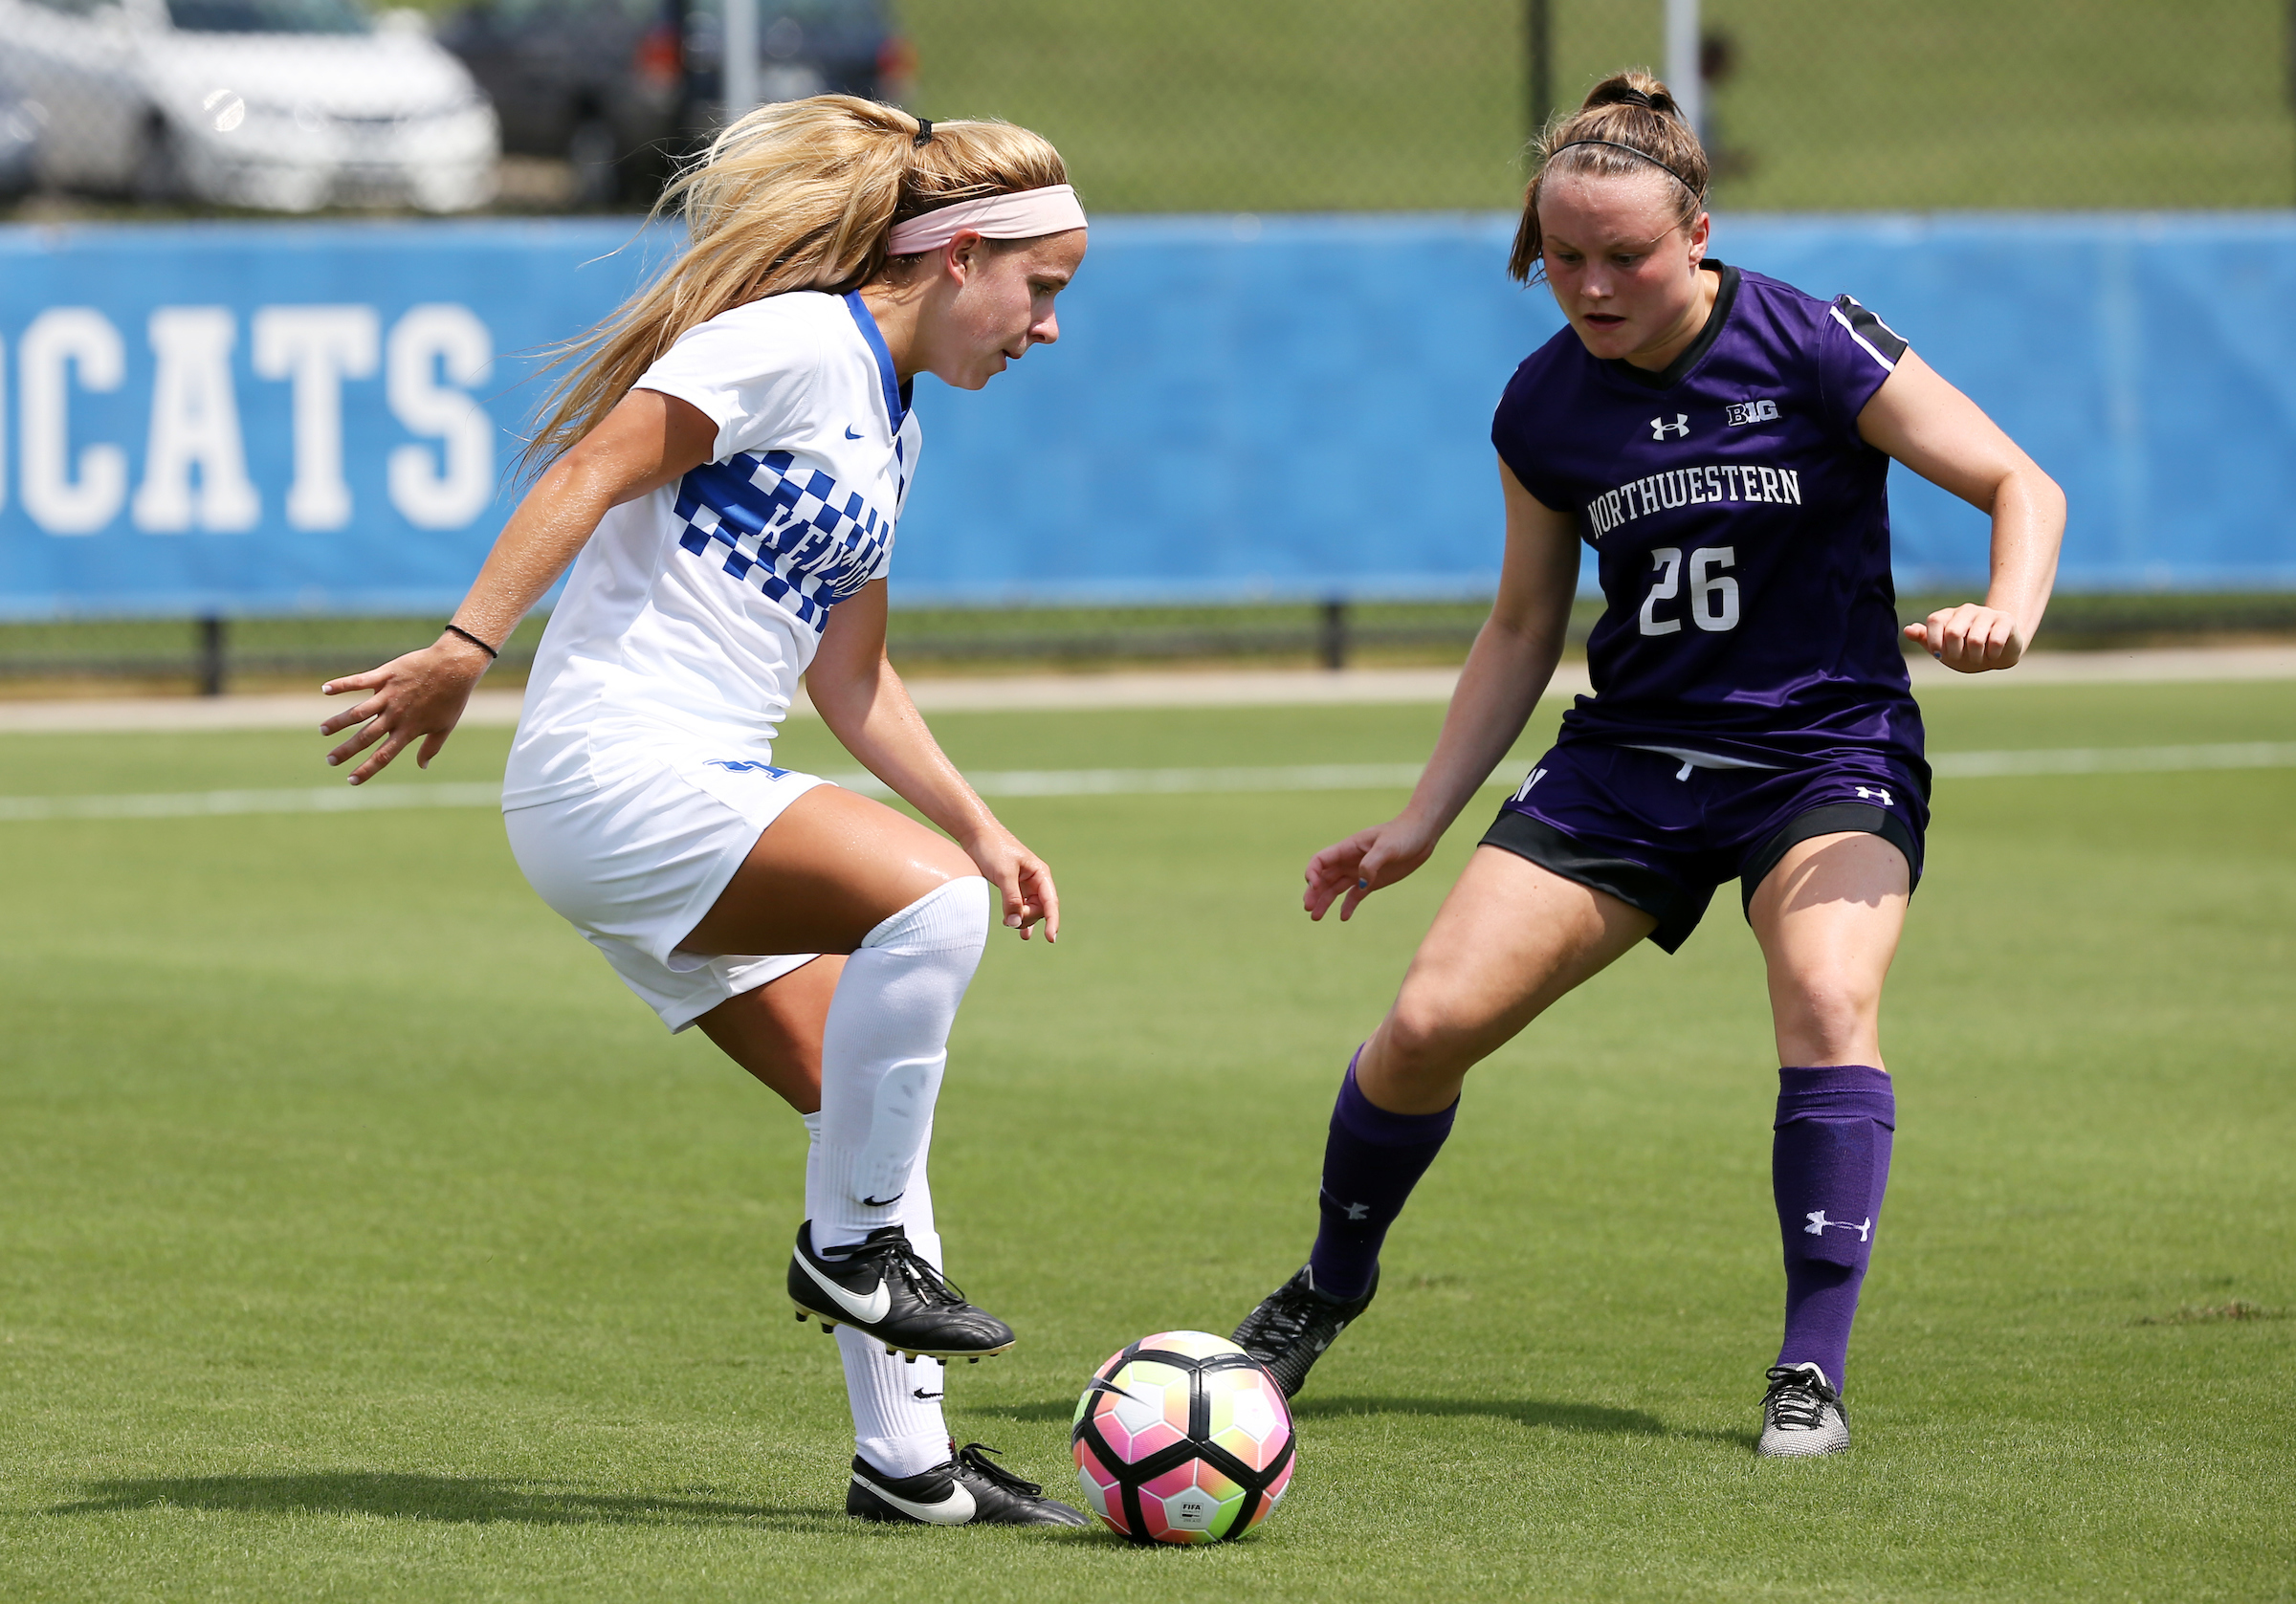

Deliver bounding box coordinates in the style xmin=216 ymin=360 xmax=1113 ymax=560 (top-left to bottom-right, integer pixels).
xmin=854 ymin=1472 xmax=976 ymax=1526
xmin=795 ymin=1253 xmax=893 ymax=1325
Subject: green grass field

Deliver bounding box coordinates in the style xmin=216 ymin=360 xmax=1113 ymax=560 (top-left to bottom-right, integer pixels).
xmin=1 ymin=678 xmax=2291 ymax=1600
xmin=898 ymin=0 xmax=2296 ymax=212
xmin=11 ymin=0 xmax=2288 ymax=223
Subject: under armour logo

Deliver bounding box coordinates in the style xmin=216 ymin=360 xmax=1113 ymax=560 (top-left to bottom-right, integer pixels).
xmin=1650 ymin=413 xmax=1689 ymax=440
xmin=1343 ymin=1202 xmax=1371 ymax=1221
xmin=1804 ymin=1211 xmax=1872 ymax=1241
xmin=1513 ymin=766 xmax=1548 ymax=802
xmin=1853 ymin=785 xmax=1894 ymax=807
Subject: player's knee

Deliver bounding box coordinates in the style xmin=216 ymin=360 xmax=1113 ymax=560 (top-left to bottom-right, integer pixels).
xmin=1380 ymin=990 xmax=1476 ymax=1088
xmin=1782 ymin=969 xmax=1880 ymax=1053
xmin=864 ymin=874 xmax=989 ymax=958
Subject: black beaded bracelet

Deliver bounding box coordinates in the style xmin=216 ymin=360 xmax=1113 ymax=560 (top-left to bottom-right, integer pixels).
xmin=445 ymin=623 xmax=499 ymax=660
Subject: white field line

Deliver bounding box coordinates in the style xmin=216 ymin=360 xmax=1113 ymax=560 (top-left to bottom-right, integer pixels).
xmin=1 ymin=743 xmax=2290 ymax=824
xmin=1927 ymin=741 xmax=2296 ymax=779
xmin=833 ymin=762 xmax=1431 ymax=799
xmin=5 ymin=645 xmax=2293 ymax=736
xmin=0 ymin=781 xmax=506 ymax=822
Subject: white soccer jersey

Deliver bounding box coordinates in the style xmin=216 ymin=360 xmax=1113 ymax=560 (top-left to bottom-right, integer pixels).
xmin=505 ymin=291 xmax=922 ymax=809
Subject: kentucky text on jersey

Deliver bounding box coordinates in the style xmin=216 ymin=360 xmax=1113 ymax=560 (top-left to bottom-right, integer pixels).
xmin=1585 ymin=462 xmax=1804 ymax=540
xmin=674 ymin=449 xmax=894 ymax=632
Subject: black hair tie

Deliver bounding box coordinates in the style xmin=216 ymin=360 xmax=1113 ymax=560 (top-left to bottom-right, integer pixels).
xmin=912 ymin=118 xmax=934 ymax=147
xmin=1610 ymin=86 xmax=1656 ymax=109
xmin=444 ymin=623 xmax=498 ymax=660
xmin=1549 ymin=138 xmax=1702 ymax=197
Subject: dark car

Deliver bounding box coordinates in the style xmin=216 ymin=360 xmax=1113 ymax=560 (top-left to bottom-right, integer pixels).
xmin=437 ymin=0 xmax=909 ymax=206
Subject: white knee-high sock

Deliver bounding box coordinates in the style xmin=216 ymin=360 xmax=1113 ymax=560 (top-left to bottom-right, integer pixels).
xmin=806 ymin=1110 xmax=951 ymax=1478
xmin=811 ymin=878 xmax=987 ymax=1250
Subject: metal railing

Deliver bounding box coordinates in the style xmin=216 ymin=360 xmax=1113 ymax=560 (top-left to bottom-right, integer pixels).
xmin=7 ymin=595 xmax=2293 ymax=695
xmin=4 ymin=1 xmax=2290 ymax=220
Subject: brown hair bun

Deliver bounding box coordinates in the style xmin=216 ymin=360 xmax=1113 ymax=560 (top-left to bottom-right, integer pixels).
xmin=1510 ymin=69 xmax=1711 ymax=285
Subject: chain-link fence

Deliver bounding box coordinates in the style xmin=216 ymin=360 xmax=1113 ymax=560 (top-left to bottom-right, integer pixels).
xmin=1 ymin=0 xmax=2290 ymax=218
xmin=1679 ymin=0 xmax=2296 ymax=210
xmin=901 ymin=0 xmax=1528 ymax=213
xmin=908 ymin=0 xmax=2296 ymax=213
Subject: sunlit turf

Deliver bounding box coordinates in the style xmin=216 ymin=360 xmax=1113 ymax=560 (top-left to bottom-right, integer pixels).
xmin=0 ymin=680 xmax=2289 ymax=1600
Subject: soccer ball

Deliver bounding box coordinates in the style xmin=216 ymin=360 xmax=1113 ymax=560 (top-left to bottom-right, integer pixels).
xmin=1071 ymin=1329 xmax=1296 ymax=1544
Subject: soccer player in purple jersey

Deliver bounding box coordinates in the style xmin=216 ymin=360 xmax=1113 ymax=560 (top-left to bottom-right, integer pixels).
xmin=1231 ymin=71 xmax=2064 ymax=1457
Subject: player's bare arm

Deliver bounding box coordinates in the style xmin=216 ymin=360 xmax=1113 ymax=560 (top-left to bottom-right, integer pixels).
xmin=364 ymin=103 xmax=1101 ymax=1529
xmin=1242 ymin=71 xmax=1993 ymax=1459
xmin=1857 ymin=351 xmax=2065 ymax=671
xmin=1305 ymin=460 xmax=1578 ymax=923
xmin=318 ymin=388 xmax=716 ymax=782
xmin=806 ymin=580 xmax=1059 ymax=941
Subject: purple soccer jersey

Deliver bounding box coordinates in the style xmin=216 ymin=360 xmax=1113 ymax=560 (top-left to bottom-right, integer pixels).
xmin=1492 ymin=263 xmax=1926 ymax=781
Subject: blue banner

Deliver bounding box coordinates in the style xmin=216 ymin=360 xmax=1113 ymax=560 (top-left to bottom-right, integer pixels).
xmin=0 ymin=219 xmax=669 ymax=618
xmin=1 ymin=211 xmax=2290 ymax=617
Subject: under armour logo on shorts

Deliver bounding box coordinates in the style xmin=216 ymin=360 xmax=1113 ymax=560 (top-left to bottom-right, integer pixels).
xmin=1853 ymin=784 xmax=1894 ymax=807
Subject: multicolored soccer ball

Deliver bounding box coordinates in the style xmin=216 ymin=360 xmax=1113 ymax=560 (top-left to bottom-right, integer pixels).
xmin=1070 ymin=1330 xmax=1296 ymax=1544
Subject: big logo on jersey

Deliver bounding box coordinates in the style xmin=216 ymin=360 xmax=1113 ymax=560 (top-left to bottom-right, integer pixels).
xmin=673 ymin=450 xmax=894 ymax=632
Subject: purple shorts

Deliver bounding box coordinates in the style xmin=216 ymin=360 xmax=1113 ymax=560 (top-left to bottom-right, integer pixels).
xmin=1480 ymin=742 xmax=1928 ymax=953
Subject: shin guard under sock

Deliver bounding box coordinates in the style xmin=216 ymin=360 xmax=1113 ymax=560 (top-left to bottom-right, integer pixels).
xmin=1772 ymin=1065 xmax=1895 ymax=1389
xmin=1307 ymin=1049 xmax=1457 ymax=1302
xmin=814 ymin=879 xmax=987 ymax=1249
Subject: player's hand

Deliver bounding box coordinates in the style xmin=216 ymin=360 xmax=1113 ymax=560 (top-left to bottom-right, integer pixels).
xmin=961 ymin=824 xmax=1060 ymax=943
xmin=1904 ymin=604 xmax=2027 ymax=673
xmin=319 ymin=632 xmax=494 ymax=784
xmin=1304 ymin=817 xmax=1439 ymax=923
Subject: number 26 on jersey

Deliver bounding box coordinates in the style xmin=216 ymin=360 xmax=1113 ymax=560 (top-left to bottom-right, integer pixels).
xmin=1639 ymin=545 xmax=1740 ymax=635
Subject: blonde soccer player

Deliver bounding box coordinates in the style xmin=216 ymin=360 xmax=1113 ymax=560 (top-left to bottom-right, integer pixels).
xmin=321 ymin=98 xmax=1091 ymax=1526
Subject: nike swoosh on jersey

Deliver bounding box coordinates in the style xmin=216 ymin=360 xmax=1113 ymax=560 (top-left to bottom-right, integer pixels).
xmin=844 ymin=426 xmax=864 ymax=439
xmin=853 ymin=1470 xmax=976 ymax=1526
xmin=796 ymin=1252 xmax=893 ymax=1324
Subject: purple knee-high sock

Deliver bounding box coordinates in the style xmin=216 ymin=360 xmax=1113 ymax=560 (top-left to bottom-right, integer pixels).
xmin=1306 ymin=1048 xmax=1457 ymax=1302
xmin=1772 ymin=1065 xmax=1895 ymax=1391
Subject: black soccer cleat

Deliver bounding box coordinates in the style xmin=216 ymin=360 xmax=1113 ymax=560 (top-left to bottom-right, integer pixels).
xmin=1757 ymin=1362 xmax=1852 ymax=1458
xmin=847 ymin=1442 xmax=1092 ymax=1527
xmin=1230 ymin=1263 xmax=1379 ymax=1398
xmin=788 ymin=1221 xmax=1016 ymax=1362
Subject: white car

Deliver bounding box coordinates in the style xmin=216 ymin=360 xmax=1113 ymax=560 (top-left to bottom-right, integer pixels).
xmin=0 ymin=0 xmax=497 ymax=211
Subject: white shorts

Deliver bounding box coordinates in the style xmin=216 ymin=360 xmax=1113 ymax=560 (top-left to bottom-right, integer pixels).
xmin=504 ymin=748 xmax=831 ymax=1032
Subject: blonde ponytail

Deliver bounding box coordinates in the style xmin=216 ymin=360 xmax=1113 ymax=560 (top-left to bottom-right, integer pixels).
xmin=524 ymin=96 xmax=1068 ymax=470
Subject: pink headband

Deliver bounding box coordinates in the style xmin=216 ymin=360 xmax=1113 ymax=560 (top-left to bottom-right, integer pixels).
xmin=885 ymin=185 xmax=1088 ymax=256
